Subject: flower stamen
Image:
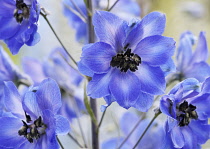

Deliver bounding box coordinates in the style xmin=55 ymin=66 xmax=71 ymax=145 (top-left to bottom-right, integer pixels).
xmin=14 ymin=0 xmax=30 ymax=23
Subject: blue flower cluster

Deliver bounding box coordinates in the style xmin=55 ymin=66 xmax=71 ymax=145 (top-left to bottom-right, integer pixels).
xmin=0 ymin=0 xmax=40 ymax=54
xmin=1 ymin=0 xmax=210 ymax=148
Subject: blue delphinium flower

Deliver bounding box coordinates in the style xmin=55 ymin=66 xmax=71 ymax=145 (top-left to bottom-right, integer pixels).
xmin=22 ymin=48 xmax=85 ymax=121
xmin=0 ymin=78 xmax=70 ymax=149
xmin=160 ymin=78 xmax=210 ymax=148
xmin=102 ymin=112 xmax=164 ymax=149
xmin=0 ymin=0 xmax=40 ymax=55
xmin=167 ymin=31 xmax=210 ymax=83
xmin=62 ymin=0 xmax=140 ymax=42
xmin=79 ymin=11 xmax=175 ymax=111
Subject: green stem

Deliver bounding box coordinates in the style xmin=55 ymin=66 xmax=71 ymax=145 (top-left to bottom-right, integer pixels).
xmin=40 ymin=12 xmax=77 ymax=66
xmin=108 ymin=0 xmax=120 ymax=11
xmin=132 ymin=110 xmax=161 ymax=149
xmin=96 ymin=109 xmax=107 ymax=133
xmin=56 ymin=136 xmax=64 ymax=149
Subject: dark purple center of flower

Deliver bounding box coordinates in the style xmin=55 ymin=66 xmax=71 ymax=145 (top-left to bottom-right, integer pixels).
xmin=18 ymin=112 xmax=47 ymax=143
xmin=14 ymin=0 xmax=30 ymax=23
xmin=110 ymin=45 xmax=141 ymax=72
xmin=176 ymin=101 xmax=198 ymax=127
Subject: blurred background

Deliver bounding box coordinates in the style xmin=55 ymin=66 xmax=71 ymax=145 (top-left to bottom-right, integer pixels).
xmin=1 ymin=0 xmax=210 ymax=148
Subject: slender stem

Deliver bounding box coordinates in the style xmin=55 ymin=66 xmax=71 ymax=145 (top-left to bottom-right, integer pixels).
xmin=40 ymin=12 xmax=77 ymax=66
xmin=108 ymin=0 xmax=120 ymax=11
xmin=56 ymin=136 xmax=64 ymax=149
xmin=68 ymin=133 xmax=84 ymax=148
xmin=69 ymin=0 xmax=87 ymax=21
xmin=86 ymin=0 xmax=99 ymax=149
xmin=132 ymin=111 xmax=161 ymax=149
xmin=96 ymin=109 xmax=107 ymax=133
xmin=117 ymin=113 xmax=146 ymax=149
xmin=106 ymin=0 xmax=110 ymax=10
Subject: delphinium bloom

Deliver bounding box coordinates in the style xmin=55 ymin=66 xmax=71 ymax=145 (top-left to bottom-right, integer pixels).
xmin=102 ymin=112 xmax=164 ymax=149
xmin=22 ymin=48 xmax=85 ymax=121
xmin=0 ymin=78 xmax=70 ymax=148
xmin=167 ymin=31 xmax=210 ymax=83
xmin=62 ymin=0 xmax=140 ymax=42
xmin=79 ymin=11 xmax=175 ymax=111
xmin=160 ymin=78 xmax=210 ymax=148
xmin=0 ymin=0 xmax=40 ymax=55
xmin=0 ymin=46 xmax=29 ymax=116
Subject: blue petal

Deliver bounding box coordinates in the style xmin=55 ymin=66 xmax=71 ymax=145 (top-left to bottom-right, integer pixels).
xmin=0 ymin=0 xmax=15 ymax=17
xmin=160 ymin=95 xmax=177 ymax=118
xmin=22 ymin=57 xmax=46 ymax=85
xmin=0 ymin=17 xmax=20 ymax=39
xmin=190 ymin=93 xmax=210 ymax=120
xmin=26 ymin=32 xmax=40 ymax=46
xmin=134 ymin=63 xmax=165 ymax=95
xmin=78 ymin=60 xmax=94 ymax=77
xmin=176 ymin=31 xmax=193 ymax=72
xmin=133 ymin=35 xmax=175 ymax=66
xmin=201 ymin=77 xmax=210 ymax=94
xmin=0 ymin=117 xmax=26 ymax=148
xmin=189 ymin=120 xmax=209 ymax=144
xmin=191 ymin=31 xmax=208 ymax=63
xmin=184 ymin=62 xmax=210 ymax=82
xmin=87 ymin=69 xmax=115 ymax=98
xmin=161 ymin=58 xmax=176 ymax=76
xmin=42 ymin=110 xmax=60 ymax=149
xmin=171 ymin=126 xmax=185 ymax=148
xmin=81 ymin=42 xmax=116 ymax=73
xmin=132 ymin=91 xmax=154 ymax=112
xmin=180 ymin=126 xmax=197 ymax=149
xmin=4 ymin=37 xmax=24 ymax=55
xmin=109 ymin=69 xmax=141 ymax=109
xmin=93 ymin=11 xmax=126 ymax=52
xmin=23 ymin=91 xmax=42 ymax=119
xmin=3 ymin=81 xmax=24 ymax=118
xmin=35 ymin=78 xmax=62 ymax=113
xmin=125 ymin=11 xmax=166 ymax=50
xmin=55 ymin=115 xmax=70 ymax=135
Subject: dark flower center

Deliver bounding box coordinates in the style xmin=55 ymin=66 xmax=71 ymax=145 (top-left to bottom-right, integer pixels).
xmin=176 ymin=101 xmax=198 ymax=127
xmin=18 ymin=112 xmax=47 ymax=143
xmin=110 ymin=44 xmax=141 ymax=72
xmin=14 ymin=0 xmax=30 ymax=23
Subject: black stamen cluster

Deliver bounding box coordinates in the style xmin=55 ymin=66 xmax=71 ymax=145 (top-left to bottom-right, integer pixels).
xmin=18 ymin=114 xmax=46 ymax=143
xmin=14 ymin=0 xmax=30 ymax=23
xmin=177 ymin=101 xmax=198 ymax=127
xmin=110 ymin=46 xmax=141 ymax=72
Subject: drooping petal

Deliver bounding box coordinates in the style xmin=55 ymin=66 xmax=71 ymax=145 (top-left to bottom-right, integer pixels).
xmin=87 ymin=69 xmax=115 ymax=98
xmin=0 ymin=117 xmax=26 ymax=148
xmin=3 ymin=81 xmax=24 ymax=118
xmin=170 ymin=126 xmax=185 ymax=148
xmin=201 ymin=77 xmax=210 ymax=94
xmin=4 ymin=37 xmax=24 ymax=55
xmin=93 ymin=11 xmax=126 ymax=52
xmin=78 ymin=60 xmax=94 ymax=77
xmin=160 ymin=95 xmax=176 ymax=118
xmin=109 ymin=70 xmax=141 ymax=109
xmin=35 ymin=78 xmax=62 ymax=113
xmin=133 ymin=35 xmax=175 ymax=66
xmin=191 ymin=31 xmax=208 ymax=63
xmin=184 ymin=62 xmax=210 ymax=82
xmin=81 ymin=42 xmax=116 ymax=73
xmin=134 ymin=63 xmax=165 ymax=95
xmin=161 ymin=58 xmax=176 ymax=76
xmin=189 ymin=120 xmax=210 ymax=144
xmin=176 ymin=31 xmax=193 ymax=72
xmin=55 ymin=115 xmax=70 ymax=135
xmin=125 ymin=11 xmax=166 ymax=50
xmin=132 ymin=91 xmax=154 ymax=112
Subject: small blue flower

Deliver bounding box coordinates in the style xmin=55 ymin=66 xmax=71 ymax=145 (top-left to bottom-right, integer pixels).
xmin=0 ymin=78 xmax=70 ymax=149
xmin=102 ymin=112 xmax=164 ymax=149
xmin=160 ymin=78 xmax=210 ymax=148
xmin=167 ymin=31 xmax=210 ymax=83
xmin=79 ymin=11 xmax=175 ymax=111
xmin=22 ymin=48 xmax=85 ymax=121
xmin=0 ymin=0 xmax=40 ymax=55
xmin=62 ymin=0 xmax=140 ymax=43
